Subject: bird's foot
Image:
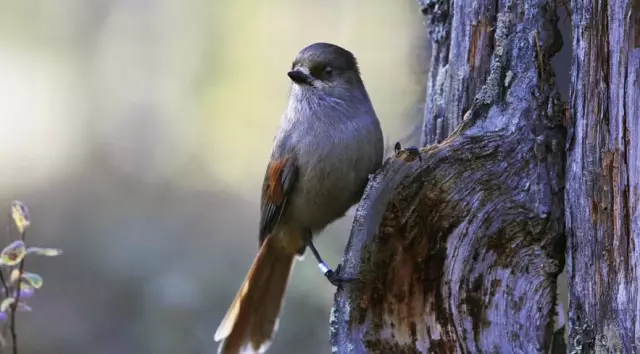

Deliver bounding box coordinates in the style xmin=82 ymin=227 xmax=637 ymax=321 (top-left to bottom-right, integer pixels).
xmin=323 ymin=264 xmax=358 ymax=288
xmin=309 ymin=238 xmax=358 ymax=289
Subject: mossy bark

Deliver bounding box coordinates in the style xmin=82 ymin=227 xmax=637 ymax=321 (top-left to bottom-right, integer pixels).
xmin=329 ymin=0 xmax=567 ymax=353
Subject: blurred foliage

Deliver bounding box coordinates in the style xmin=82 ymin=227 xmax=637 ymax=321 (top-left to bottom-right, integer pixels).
xmin=0 ymin=0 xmax=428 ymax=353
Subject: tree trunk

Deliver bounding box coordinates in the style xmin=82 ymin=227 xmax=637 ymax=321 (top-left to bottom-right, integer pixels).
xmin=566 ymin=0 xmax=640 ymax=352
xmin=329 ymin=0 xmax=567 ymax=352
xmin=419 ymin=0 xmax=495 ymax=144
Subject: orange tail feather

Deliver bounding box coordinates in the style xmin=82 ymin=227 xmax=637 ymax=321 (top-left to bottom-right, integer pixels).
xmin=214 ymin=234 xmax=296 ymax=354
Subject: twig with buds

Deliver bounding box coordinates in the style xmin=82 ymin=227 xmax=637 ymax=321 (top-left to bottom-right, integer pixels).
xmin=0 ymin=201 xmax=63 ymax=354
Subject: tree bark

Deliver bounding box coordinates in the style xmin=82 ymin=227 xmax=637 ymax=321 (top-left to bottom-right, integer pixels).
xmin=566 ymin=0 xmax=640 ymax=352
xmin=329 ymin=0 xmax=567 ymax=352
xmin=419 ymin=0 xmax=496 ymax=144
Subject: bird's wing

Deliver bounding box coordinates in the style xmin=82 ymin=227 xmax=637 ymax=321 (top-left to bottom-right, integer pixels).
xmin=259 ymin=157 xmax=298 ymax=245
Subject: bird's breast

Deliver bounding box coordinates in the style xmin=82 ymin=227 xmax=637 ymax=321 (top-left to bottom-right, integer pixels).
xmin=286 ymin=117 xmax=379 ymax=230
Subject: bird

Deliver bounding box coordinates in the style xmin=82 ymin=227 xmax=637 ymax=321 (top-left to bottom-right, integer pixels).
xmin=214 ymin=42 xmax=384 ymax=354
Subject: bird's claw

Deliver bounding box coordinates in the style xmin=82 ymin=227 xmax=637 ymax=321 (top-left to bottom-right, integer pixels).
xmin=324 ymin=264 xmax=358 ymax=288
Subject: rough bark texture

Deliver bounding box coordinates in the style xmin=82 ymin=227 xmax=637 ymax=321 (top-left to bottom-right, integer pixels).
xmin=420 ymin=0 xmax=496 ymax=144
xmin=329 ymin=0 xmax=567 ymax=353
xmin=566 ymin=0 xmax=640 ymax=352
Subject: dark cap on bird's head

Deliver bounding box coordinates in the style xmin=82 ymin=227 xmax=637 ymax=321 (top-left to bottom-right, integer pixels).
xmin=287 ymin=42 xmax=361 ymax=87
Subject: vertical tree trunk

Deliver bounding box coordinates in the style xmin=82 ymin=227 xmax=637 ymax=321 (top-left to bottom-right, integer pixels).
xmin=566 ymin=0 xmax=640 ymax=352
xmin=420 ymin=0 xmax=496 ymax=145
xmin=329 ymin=0 xmax=567 ymax=352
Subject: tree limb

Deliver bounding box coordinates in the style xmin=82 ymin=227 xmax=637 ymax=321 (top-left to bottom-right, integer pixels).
xmin=330 ymin=0 xmax=566 ymax=352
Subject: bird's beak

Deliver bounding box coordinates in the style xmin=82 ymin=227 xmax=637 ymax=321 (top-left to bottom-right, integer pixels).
xmin=287 ymin=70 xmax=313 ymax=85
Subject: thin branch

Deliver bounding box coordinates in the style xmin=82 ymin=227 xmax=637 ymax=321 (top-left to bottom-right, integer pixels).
xmin=0 ymin=223 xmax=10 ymax=354
xmin=0 ymin=225 xmax=10 ymax=299
xmin=0 ymin=273 xmax=8 ymax=300
xmin=10 ymin=230 xmax=26 ymax=354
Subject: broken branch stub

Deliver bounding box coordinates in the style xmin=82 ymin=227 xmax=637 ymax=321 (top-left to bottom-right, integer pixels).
xmin=330 ymin=1 xmax=566 ymax=353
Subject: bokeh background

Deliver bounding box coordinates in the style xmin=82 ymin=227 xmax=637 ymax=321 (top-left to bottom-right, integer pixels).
xmin=0 ymin=1 xmax=428 ymax=353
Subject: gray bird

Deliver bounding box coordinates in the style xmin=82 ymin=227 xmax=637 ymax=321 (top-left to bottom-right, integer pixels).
xmin=214 ymin=42 xmax=384 ymax=354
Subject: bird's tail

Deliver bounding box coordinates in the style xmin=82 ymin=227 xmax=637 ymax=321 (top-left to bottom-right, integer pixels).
xmin=214 ymin=234 xmax=297 ymax=354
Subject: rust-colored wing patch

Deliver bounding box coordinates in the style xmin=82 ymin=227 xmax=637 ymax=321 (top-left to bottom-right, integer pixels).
xmin=266 ymin=160 xmax=288 ymax=203
xmin=259 ymin=158 xmax=298 ymax=245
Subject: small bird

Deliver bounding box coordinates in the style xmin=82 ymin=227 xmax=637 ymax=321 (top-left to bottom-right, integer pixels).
xmin=214 ymin=42 xmax=384 ymax=354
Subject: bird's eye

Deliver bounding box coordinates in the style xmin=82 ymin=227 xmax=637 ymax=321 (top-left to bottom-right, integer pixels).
xmin=310 ymin=65 xmax=333 ymax=80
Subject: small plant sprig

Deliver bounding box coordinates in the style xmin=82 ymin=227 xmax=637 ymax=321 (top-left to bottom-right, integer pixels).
xmin=0 ymin=201 xmax=62 ymax=354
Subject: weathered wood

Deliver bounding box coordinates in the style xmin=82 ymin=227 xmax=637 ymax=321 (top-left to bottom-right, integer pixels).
xmin=566 ymin=0 xmax=640 ymax=352
xmin=419 ymin=0 xmax=497 ymax=145
xmin=329 ymin=0 xmax=567 ymax=352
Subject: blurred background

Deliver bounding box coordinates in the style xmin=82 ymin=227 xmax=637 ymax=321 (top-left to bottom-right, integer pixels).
xmin=0 ymin=0 xmax=428 ymax=353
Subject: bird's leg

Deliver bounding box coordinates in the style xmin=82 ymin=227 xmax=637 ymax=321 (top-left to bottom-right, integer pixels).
xmin=307 ymin=235 xmax=357 ymax=287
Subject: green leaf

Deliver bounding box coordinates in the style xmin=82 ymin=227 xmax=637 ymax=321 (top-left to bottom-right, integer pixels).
xmin=26 ymin=247 xmax=63 ymax=257
xmin=0 ymin=298 xmax=14 ymax=312
xmin=9 ymin=269 xmax=19 ymax=283
xmin=10 ymin=201 xmax=30 ymax=234
xmin=14 ymin=284 xmax=35 ymax=300
xmin=21 ymin=272 xmax=43 ymax=289
xmin=0 ymin=241 xmax=26 ymax=266
xmin=16 ymin=303 xmax=31 ymax=312
xmin=0 ymin=298 xmax=32 ymax=313
xmin=9 ymin=270 xmax=42 ymax=290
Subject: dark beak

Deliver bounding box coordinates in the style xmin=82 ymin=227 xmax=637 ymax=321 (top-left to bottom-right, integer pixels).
xmin=287 ymin=70 xmax=312 ymax=85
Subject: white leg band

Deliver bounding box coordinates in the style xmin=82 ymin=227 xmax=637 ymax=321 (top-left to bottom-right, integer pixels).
xmin=318 ymin=262 xmax=330 ymax=274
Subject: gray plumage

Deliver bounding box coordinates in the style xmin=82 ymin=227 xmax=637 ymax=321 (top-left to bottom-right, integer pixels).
xmin=214 ymin=42 xmax=383 ymax=354
xmin=272 ymin=42 xmax=384 ymax=233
